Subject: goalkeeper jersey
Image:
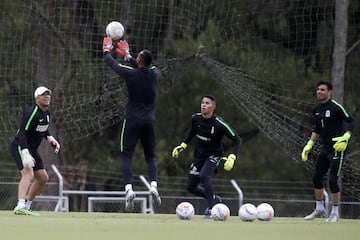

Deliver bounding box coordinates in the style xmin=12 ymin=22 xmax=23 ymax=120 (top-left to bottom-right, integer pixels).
xmin=13 ymin=104 xmax=51 ymax=150
xmin=104 ymin=52 xmax=159 ymax=121
xmin=312 ymin=99 xmax=356 ymax=149
xmin=183 ymin=113 xmax=242 ymax=158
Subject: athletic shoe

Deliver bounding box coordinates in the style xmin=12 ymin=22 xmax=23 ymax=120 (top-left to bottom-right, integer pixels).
xmin=304 ymin=209 xmax=326 ymax=220
xmin=150 ymin=186 xmax=161 ymax=207
xmin=13 ymin=207 xmax=40 ymax=216
xmin=125 ymin=189 xmax=136 ymax=212
xmin=326 ymin=214 xmax=339 ymax=222
xmin=203 ymin=208 xmax=212 ymax=219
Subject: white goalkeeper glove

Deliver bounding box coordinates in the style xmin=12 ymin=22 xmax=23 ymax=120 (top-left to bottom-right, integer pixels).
xmin=47 ymin=136 xmax=60 ymax=154
xmin=21 ymin=148 xmax=35 ymax=168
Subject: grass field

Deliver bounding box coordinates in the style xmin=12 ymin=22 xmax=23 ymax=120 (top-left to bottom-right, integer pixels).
xmin=0 ymin=211 xmax=359 ymax=240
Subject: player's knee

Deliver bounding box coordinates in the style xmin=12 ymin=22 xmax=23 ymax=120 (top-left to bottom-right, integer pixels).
xmin=312 ymin=174 xmax=323 ymax=189
xmin=199 ymin=173 xmax=210 ymax=184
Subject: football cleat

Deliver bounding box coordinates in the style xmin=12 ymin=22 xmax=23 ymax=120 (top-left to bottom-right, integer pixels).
xmin=150 ymin=186 xmax=161 ymax=208
xmin=125 ymin=189 xmax=136 ymax=212
xmin=304 ymin=209 xmax=326 ymax=220
xmin=203 ymin=208 xmax=212 ymax=219
xmin=326 ymin=214 xmax=339 ymax=222
xmin=13 ymin=207 xmax=40 ymax=216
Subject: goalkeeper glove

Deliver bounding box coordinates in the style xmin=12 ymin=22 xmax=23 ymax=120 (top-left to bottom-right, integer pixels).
xmin=116 ymin=40 xmax=131 ymax=60
xmin=301 ymin=140 xmax=314 ymax=161
xmin=47 ymin=136 xmax=60 ymax=154
xmin=172 ymin=142 xmax=187 ymax=158
xmin=21 ymin=148 xmax=35 ymax=168
xmin=223 ymin=154 xmax=236 ymax=171
xmin=102 ymin=37 xmax=113 ymax=53
xmin=332 ymin=132 xmax=351 ymax=152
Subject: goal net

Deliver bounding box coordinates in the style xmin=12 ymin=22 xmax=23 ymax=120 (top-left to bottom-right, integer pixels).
xmin=0 ymin=0 xmax=359 ymax=198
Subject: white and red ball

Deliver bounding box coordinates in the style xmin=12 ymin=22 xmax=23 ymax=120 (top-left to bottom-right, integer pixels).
xmin=176 ymin=202 xmax=195 ymax=220
xmin=105 ymin=21 xmax=124 ymax=40
xmin=256 ymin=203 xmax=274 ymax=221
xmin=211 ymin=203 xmax=230 ymax=221
xmin=238 ymin=203 xmax=258 ymax=222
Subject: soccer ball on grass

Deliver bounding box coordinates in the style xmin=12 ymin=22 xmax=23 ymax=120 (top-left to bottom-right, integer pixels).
xmin=238 ymin=203 xmax=258 ymax=222
xmin=176 ymin=202 xmax=195 ymax=220
xmin=105 ymin=21 xmax=124 ymax=40
xmin=211 ymin=203 xmax=230 ymax=221
xmin=256 ymin=203 xmax=274 ymax=221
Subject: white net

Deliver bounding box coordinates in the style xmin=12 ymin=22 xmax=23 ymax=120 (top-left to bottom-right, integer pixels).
xmin=0 ymin=0 xmax=359 ymax=197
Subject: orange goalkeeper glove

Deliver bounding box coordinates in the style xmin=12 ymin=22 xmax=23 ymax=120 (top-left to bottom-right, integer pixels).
xmin=102 ymin=37 xmax=113 ymax=53
xmin=116 ymin=40 xmax=131 ymax=60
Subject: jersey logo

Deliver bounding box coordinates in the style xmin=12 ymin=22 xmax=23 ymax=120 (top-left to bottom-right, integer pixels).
xmin=196 ymin=134 xmax=210 ymax=141
xmin=36 ymin=124 xmax=49 ymax=132
xmin=325 ymin=110 xmax=331 ymax=117
xmin=211 ymin=126 xmax=214 ymax=134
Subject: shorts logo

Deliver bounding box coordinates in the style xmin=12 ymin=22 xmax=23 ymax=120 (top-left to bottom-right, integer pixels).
xmin=189 ymin=164 xmax=199 ymax=175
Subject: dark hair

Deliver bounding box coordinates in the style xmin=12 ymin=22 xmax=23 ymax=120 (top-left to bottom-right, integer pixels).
xmin=139 ymin=49 xmax=153 ymax=66
xmin=203 ymin=94 xmax=216 ymax=102
xmin=316 ymin=80 xmax=333 ymax=90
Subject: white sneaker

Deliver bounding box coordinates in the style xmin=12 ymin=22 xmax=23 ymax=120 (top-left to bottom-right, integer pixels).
xmin=125 ymin=189 xmax=136 ymax=212
xmin=304 ymin=209 xmax=326 ymax=220
xmin=326 ymin=214 xmax=339 ymax=222
xmin=150 ymin=186 xmax=161 ymax=207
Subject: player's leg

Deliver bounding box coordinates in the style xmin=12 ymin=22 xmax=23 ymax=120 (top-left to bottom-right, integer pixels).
xmin=120 ymin=119 xmax=138 ymax=211
xmin=305 ymin=151 xmax=329 ymax=220
xmin=10 ymin=143 xmax=37 ymax=216
xmin=27 ymin=169 xmax=49 ymax=202
xmin=140 ymin=121 xmax=161 ymax=207
xmin=186 ymin=160 xmax=206 ymax=198
xmin=195 ymin=156 xmax=221 ymax=218
xmin=326 ymin=151 xmax=344 ymax=222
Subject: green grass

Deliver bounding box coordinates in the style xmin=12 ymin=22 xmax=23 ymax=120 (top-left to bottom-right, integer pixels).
xmin=1 ymin=211 xmax=359 ymax=240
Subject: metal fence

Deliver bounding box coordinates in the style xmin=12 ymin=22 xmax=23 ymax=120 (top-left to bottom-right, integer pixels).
xmin=1 ymin=164 xmax=359 ymax=219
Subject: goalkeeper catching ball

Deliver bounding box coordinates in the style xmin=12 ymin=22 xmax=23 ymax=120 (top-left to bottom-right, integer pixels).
xmin=302 ymin=80 xmax=356 ymax=222
xmin=172 ymin=94 xmax=242 ymax=218
xmin=102 ymin=36 xmax=161 ymax=212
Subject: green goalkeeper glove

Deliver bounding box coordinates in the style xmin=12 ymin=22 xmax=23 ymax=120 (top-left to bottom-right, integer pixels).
xmin=332 ymin=132 xmax=351 ymax=152
xmin=301 ymin=140 xmax=314 ymax=162
xmin=172 ymin=142 xmax=187 ymax=158
xmin=223 ymin=154 xmax=236 ymax=171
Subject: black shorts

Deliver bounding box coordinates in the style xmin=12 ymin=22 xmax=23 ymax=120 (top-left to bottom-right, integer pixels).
xmin=10 ymin=142 xmax=44 ymax=171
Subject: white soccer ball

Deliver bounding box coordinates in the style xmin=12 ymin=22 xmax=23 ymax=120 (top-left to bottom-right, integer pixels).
xmin=257 ymin=203 xmax=274 ymax=221
xmin=105 ymin=21 xmax=124 ymax=40
xmin=238 ymin=203 xmax=258 ymax=222
xmin=211 ymin=203 xmax=230 ymax=221
xmin=176 ymin=202 xmax=195 ymax=220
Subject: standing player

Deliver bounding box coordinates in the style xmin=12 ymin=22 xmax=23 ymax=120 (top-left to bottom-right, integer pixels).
xmin=102 ymin=37 xmax=161 ymax=212
xmin=172 ymin=94 xmax=242 ymax=218
xmin=10 ymin=86 xmax=60 ymax=216
xmin=301 ymin=80 xmax=356 ymax=222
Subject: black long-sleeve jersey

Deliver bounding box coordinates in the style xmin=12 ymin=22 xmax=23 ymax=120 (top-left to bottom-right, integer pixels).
xmin=104 ymin=52 xmax=159 ymax=121
xmin=313 ymin=99 xmax=356 ymax=148
xmin=183 ymin=113 xmax=242 ymax=158
xmin=13 ymin=104 xmax=51 ymax=150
